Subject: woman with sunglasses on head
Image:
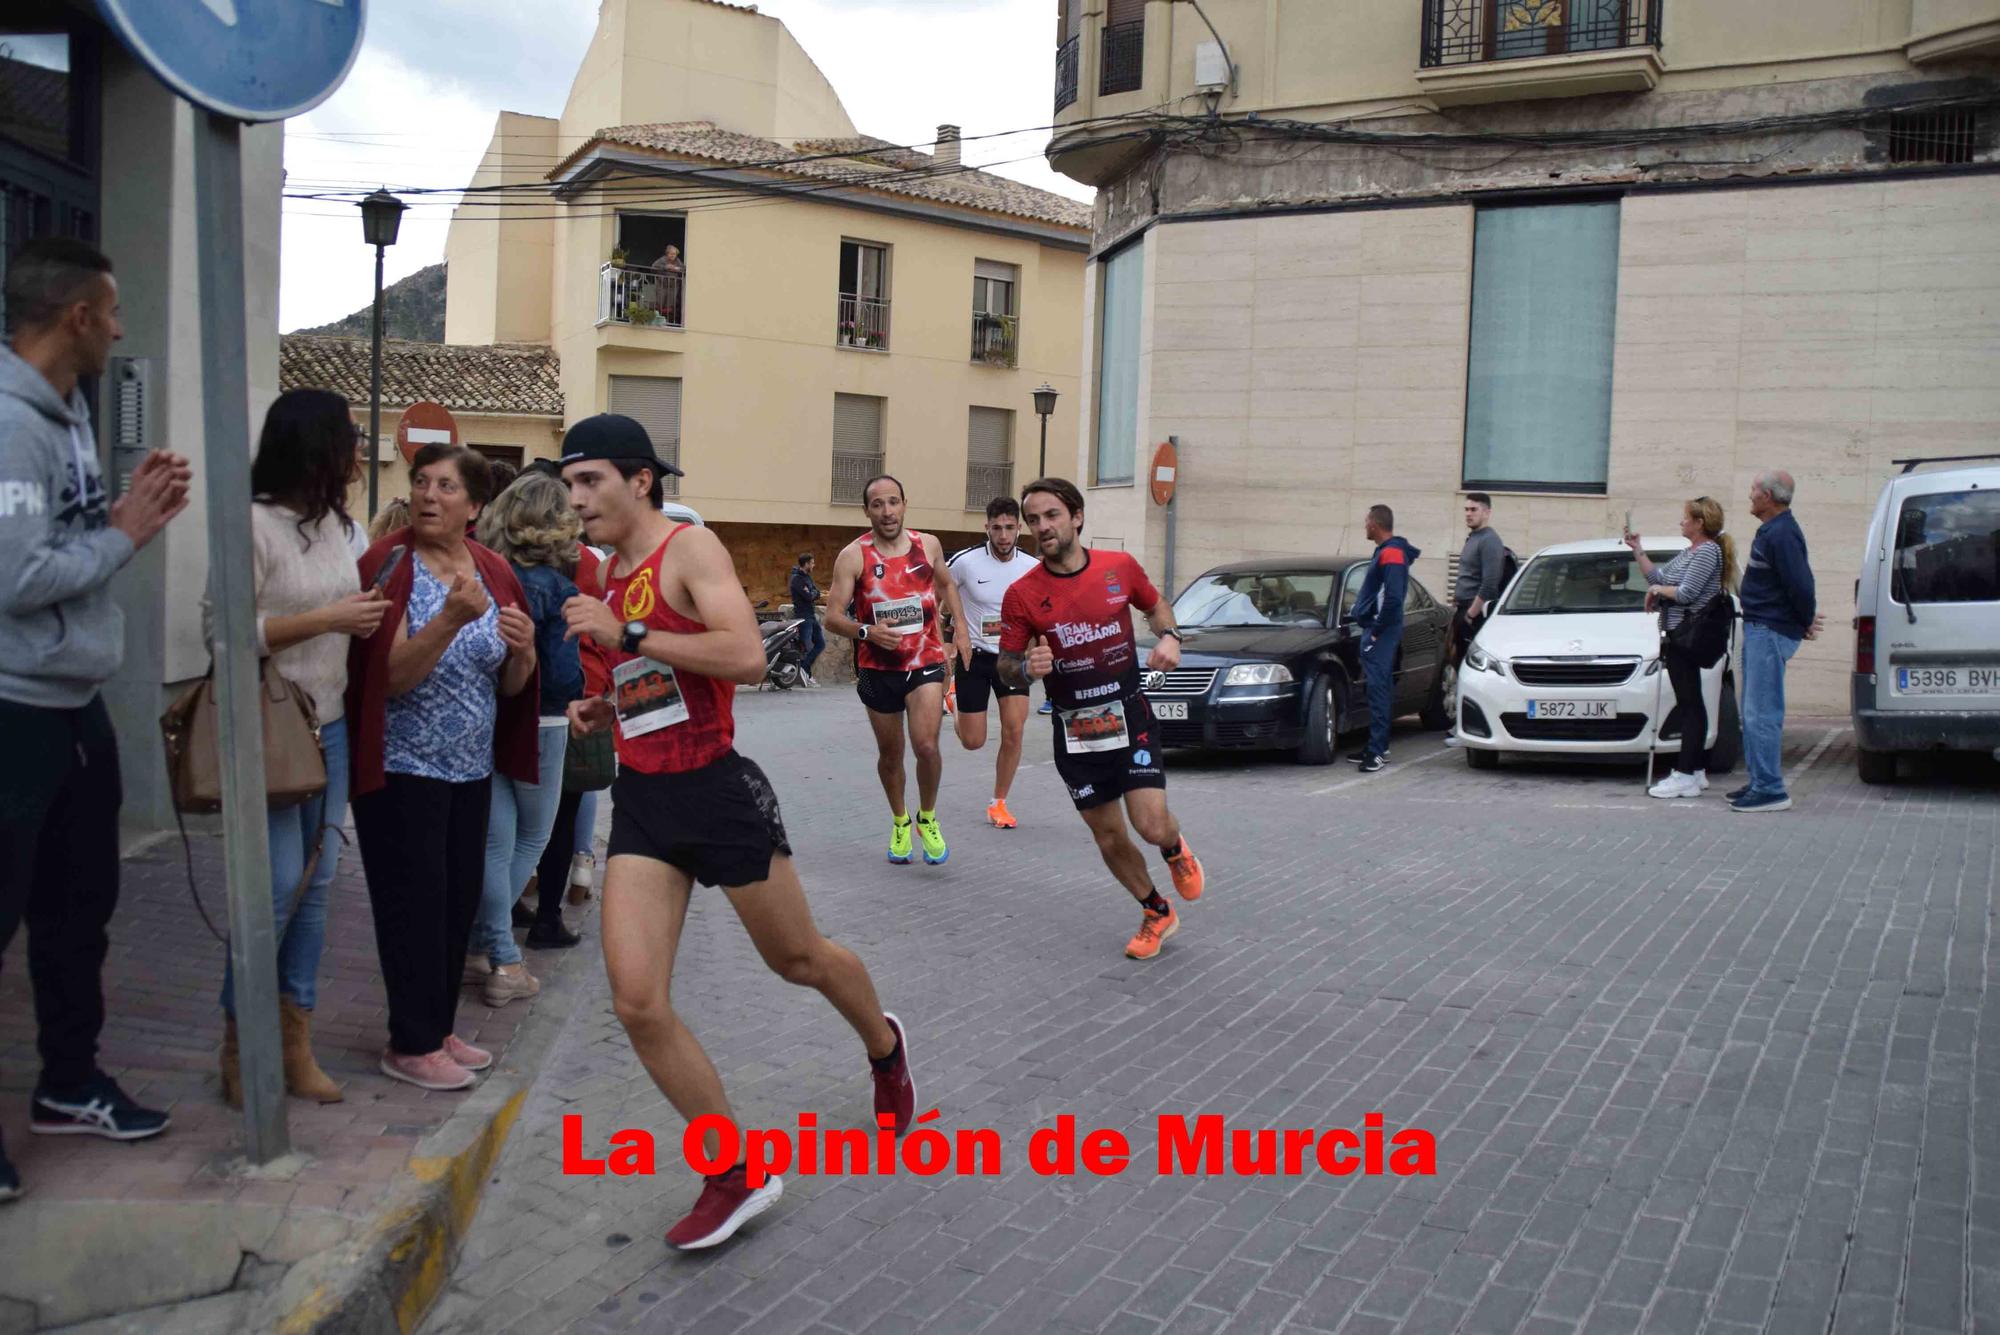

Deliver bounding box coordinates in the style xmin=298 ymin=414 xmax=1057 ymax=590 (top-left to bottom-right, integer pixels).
xmin=212 ymin=389 xmax=391 ymax=1107
xmin=1625 ymin=496 xmax=1737 ymax=799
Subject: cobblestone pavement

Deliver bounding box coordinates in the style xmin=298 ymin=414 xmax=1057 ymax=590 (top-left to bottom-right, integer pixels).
xmin=426 ymin=690 xmax=1998 ymax=1335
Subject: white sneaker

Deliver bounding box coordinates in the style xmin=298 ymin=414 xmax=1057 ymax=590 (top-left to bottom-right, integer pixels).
xmin=1649 ymin=771 xmax=1699 ymax=799
xmin=570 ymin=852 xmax=594 ymax=894
xmin=1690 ymin=770 xmax=1709 ymax=792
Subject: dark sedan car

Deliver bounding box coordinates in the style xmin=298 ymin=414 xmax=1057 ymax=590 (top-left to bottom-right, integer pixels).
xmin=1141 ymin=559 xmax=1454 ymax=764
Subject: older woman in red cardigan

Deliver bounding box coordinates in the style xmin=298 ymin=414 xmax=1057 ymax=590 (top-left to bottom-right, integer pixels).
xmin=347 ymin=444 xmax=539 ymax=1091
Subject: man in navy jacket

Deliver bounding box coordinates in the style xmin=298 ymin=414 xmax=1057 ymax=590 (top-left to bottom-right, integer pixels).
xmin=1732 ymin=470 xmax=1821 ymax=813
xmin=1349 ymin=504 xmax=1420 ymax=773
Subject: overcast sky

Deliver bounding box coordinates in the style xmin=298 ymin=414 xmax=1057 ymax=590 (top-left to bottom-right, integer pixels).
xmin=280 ymin=0 xmax=1094 ymax=332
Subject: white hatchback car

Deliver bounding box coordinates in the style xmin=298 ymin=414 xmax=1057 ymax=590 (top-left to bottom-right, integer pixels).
xmin=1457 ymin=538 xmax=1740 ymax=771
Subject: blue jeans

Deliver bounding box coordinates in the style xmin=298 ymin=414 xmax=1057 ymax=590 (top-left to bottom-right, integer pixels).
xmin=223 ymin=717 xmax=348 ymax=1014
xmin=799 ymin=615 xmax=825 ymax=675
xmin=1361 ymin=624 xmax=1401 ymax=757
xmin=475 ymin=725 xmax=568 ymax=966
xmin=1742 ymin=622 xmax=1799 ymax=797
xmin=574 ymin=789 xmax=598 ymax=858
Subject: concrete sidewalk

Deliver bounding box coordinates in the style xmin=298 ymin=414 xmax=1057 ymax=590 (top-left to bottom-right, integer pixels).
xmin=0 ymin=807 xmax=606 ymax=1333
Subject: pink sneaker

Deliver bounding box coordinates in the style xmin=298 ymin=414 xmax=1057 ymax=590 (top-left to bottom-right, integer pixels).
xmin=443 ymin=1034 xmax=492 ymax=1072
xmin=379 ymin=1049 xmax=474 ymax=1091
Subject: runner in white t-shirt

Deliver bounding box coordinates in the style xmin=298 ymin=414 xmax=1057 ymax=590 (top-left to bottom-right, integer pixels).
xmin=946 ymin=498 xmax=1040 ymax=828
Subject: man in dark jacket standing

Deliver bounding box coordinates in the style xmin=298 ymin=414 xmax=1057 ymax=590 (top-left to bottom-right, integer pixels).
xmin=1348 ymin=504 xmax=1420 ymax=774
xmin=0 ymin=240 xmax=190 ymax=1197
xmin=1732 ymin=469 xmax=1820 ymax=813
xmin=789 ymin=552 xmax=824 ymax=685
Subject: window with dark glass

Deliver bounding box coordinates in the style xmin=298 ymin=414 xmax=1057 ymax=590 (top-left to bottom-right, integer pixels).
xmin=1894 ymin=490 xmax=2000 ymax=605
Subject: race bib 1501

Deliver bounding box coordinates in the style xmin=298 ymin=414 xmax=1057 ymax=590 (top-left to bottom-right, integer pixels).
xmin=612 ymin=655 xmax=689 ymax=738
xmin=874 ymin=594 xmax=926 ymax=636
xmin=1061 ymin=699 xmax=1130 ymax=754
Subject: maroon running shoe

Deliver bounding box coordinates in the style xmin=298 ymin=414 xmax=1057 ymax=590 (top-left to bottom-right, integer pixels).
xmin=664 ymin=1166 xmax=783 ymax=1250
xmin=872 ymin=1012 xmax=915 ymax=1135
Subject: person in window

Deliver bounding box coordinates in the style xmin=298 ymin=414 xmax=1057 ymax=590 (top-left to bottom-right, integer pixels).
xmin=346 ymin=444 xmax=540 ymax=1091
xmin=467 ymin=472 xmax=584 ymax=1007
xmin=650 ymin=245 xmax=685 ymax=324
xmin=1625 ymin=496 xmax=1735 ymax=800
xmin=210 ymin=390 xmax=389 ymax=1110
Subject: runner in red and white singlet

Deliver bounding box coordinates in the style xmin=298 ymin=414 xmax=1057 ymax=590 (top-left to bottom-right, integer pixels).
xmin=556 ymin=415 xmax=913 ymax=1254
xmin=997 ymin=477 xmax=1207 ymax=962
xmin=824 ymin=474 xmax=970 ymax=866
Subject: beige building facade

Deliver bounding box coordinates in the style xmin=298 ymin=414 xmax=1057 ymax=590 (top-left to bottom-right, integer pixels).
xmin=445 ymin=0 xmax=1093 ymax=602
xmin=1048 ymin=0 xmax=2000 ymax=714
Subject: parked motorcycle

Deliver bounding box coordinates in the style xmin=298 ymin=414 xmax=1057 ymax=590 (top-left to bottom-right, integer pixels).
xmin=760 ymin=616 xmax=808 ymax=691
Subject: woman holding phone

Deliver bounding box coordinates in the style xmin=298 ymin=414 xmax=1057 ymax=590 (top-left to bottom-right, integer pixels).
xmin=346 ymin=444 xmax=541 ymax=1091
xmin=1625 ymin=497 xmax=1735 ymax=799
xmin=212 ymin=389 xmax=390 ymax=1107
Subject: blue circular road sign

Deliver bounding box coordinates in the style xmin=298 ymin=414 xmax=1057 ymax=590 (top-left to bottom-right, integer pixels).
xmin=94 ymin=0 xmax=367 ymax=123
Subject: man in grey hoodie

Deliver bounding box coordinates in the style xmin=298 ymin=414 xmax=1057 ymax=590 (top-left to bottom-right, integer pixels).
xmin=0 ymin=238 xmax=190 ymax=1199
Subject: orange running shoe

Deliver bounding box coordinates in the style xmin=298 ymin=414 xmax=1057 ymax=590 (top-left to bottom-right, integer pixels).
xmin=1166 ymin=837 xmax=1205 ymax=901
xmin=1125 ymin=903 xmax=1179 ymax=961
xmin=986 ymin=798 xmax=1017 ymax=829
xmin=943 ymin=683 xmax=956 ymax=717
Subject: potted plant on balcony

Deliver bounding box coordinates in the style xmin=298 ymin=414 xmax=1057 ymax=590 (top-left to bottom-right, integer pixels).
xmin=611 ymin=246 xmax=628 ymax=267
xmin=839 ymin=318 xmax=857 ymax=346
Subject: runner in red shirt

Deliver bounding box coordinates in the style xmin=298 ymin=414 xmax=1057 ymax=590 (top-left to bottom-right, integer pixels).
xmin=556 ymin=415 xmax=913 ymax=1253
xmin=823 ymin=474 xmax=970 ymax=866
xmin=997 ymin=478 xmax=1207 ymax=961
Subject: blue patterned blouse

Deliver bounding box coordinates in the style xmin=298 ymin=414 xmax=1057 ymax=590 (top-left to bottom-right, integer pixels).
xmin=384 ymin=555 xmax=507 ymax=782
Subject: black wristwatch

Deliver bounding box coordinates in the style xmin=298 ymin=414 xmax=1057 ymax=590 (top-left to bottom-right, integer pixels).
xmin=1159 ymin=629 xmax=1184 ymax=642
xmin=620 ymin=620 xmax=648 ymax=654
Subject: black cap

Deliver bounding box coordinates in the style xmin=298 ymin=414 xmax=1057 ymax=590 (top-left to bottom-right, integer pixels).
xmin=557 ymin=413 xmax=685 ymax=477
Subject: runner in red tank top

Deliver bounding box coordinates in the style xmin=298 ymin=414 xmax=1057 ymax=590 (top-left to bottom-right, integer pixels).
xmin=997 ymin=477 xmax=1208 ymax=962
xmin=556 ymin=415 xmax=914 ymax=1253
xmin=823 ymin=474 xmax=971 ymax=866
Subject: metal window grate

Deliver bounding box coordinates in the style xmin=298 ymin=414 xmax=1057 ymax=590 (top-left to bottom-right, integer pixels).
xmin=1886 ymin=108 xmax=1977 ymax=165
xmin=1100 ymin=20 xmax=1144 ymax=95
xmin=1055 ymin=34 xmax=1080 ymax=113
xmin=832 ymin=392 xmax=886 ymax=505
xmin=606 ymin=375 xmax=682 ymax=498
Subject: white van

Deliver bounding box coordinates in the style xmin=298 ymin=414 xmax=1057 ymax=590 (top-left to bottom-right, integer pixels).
xmin=1851 ymin=458 xmax=2000 ymax=783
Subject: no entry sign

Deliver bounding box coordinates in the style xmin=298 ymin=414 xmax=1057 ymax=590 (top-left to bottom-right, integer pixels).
xmin=396 ymin=401 xmax=461 ymax=464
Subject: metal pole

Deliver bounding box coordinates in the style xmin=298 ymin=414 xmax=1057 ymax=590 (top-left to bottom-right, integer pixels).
xmin=367 ymin=243 xmax=386 ymax=520
xmin=192 ymin=112 xmax=289 ymax=1162
xmin=1038 ymin=412 xmax=1049 ymax=480
xmin=1163 ymin=434 xmax=1179 ymax=599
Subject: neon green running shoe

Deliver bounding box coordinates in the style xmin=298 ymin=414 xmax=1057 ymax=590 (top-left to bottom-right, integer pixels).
xmin=915 ymin=810 xmax=948 ymax=865
xmin=887 ymin=816 xmax=913 ymax=865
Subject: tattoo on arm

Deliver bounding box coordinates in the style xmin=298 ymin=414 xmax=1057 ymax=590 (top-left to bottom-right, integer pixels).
xmin=997 ymin=649 xmax=1028 ymax=690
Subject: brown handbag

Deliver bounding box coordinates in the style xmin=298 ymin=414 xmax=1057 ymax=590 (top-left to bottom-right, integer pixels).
xmin=160 ymin=660 xmax=327 ymax=814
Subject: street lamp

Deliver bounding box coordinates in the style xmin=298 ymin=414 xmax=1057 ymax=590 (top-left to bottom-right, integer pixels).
xmin=1032 ymin=382 xmax=1059 ymax=480
xmin=359 ymin=188 xmax=405 ymax=520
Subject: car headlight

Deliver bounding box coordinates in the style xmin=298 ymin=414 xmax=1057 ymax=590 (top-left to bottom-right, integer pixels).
xmin=1223 ymin=663 xmax=1295 ymax=686
xmin=1464 ymin=645 xmax=1505 ymax=677
xmin=1643 ymin=658 xmax=1662 ymax=677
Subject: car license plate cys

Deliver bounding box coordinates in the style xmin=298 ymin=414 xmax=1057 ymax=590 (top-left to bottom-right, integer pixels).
xmin=1151 ymin=701 xmax=1189 ymax=721
xmin=1895 ymin=665 xmax=2000 ymax=696
xmin=1525 ymin=699 xmax=1614 ymax=720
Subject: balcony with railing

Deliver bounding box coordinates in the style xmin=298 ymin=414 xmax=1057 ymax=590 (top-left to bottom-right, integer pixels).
xmin=1416 ymin=0 xmax=1664 ymax=104
xmin=598 ymin=263 xmax=684 ymax=329
xmin=837 ymin=294 xmax=891 ymax=351
xmin=1055 ymin=33 xmax=1080 ymax=113
xmin=1100 ymin=19 xmax=1145 ymax=96
xmin=832 ymin=450 xmax=884 ymax=504
xmin=971 ymin=312 xmax=1018 ymax=368
xmin=965 ymin=461 xmax=1013 ymax=512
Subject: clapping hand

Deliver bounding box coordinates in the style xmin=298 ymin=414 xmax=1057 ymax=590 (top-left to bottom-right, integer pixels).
xmin=497 ymin=605 xmax=536 ymax=658
xmin=110 ymin=450 xmax=192 ymax=549
xmin=442 ymin=573 xmax=491 ymax=628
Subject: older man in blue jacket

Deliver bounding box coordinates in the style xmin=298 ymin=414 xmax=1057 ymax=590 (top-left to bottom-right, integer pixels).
xmin=1348 ymin=504 xmax=1420 ymax=774
xmin=1731 ymin=469 xmax=1821 ymax=813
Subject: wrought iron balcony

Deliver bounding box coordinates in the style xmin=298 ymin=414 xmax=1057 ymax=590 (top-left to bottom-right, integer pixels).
xmin=1055 ymin=34 xmax=1080 ymax=113
xmin=1100 ymin=19 xmax=1144 ymax=95
xmin=598 ymin=262 xmax=684 ymax=328
xmin=1421 ymin=0 xmax=1661 ymax=67
xmin=971 ymin=311 xmax=1018 ymax=368
xmin=837 ymin=294 xmax=891 ymax=351
xmin=965 ymin=461 xmax=1013 ymax=512
xmin=832 ymin=450 xmax=884 ymax=505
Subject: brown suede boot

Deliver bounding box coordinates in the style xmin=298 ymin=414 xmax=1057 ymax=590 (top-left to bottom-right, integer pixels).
xmin=219 ymin=1017 xmax=243 ymax=1109
xmin=279 ymin=997 xmax=343 ymax=1103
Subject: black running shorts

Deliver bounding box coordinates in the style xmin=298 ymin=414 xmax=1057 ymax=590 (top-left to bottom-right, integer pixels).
xmin=954 ymin=649 xmax=1030 ymax=713
xmin=608 ymin=751 xmax=792 ymax=888
xmin=856 ymin=662 xmax=947 ymax=715
xmin=1050 ymin=694 xmax=1167 ymax=811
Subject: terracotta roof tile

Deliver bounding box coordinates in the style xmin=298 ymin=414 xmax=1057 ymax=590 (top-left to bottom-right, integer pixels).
xmin=279 ymin=335 xmax=562 ymax=417
xmin=551 ymin=121 xmax=1093 ymax=230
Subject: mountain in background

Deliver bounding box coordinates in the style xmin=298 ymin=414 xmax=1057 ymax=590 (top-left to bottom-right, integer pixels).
xmin=295 ymin=262 xmax=447 ymax=342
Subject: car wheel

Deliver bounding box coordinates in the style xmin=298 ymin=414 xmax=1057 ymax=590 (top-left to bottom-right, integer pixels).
xmin=1707 ymin=675 xmax=1742 ymax=774
xmin=1467 ymin=746 xmax=1499 ymax=770
xmin=1856 ymin=747 xmax=1897 ymax=784
xmin=1419 ymin=661 xmax=1455 ymax=731
xmin=1296 ymin=678 xmax=1337 ymax=766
